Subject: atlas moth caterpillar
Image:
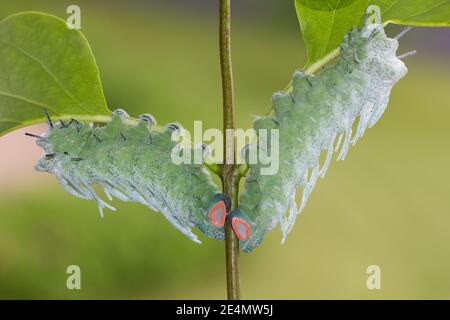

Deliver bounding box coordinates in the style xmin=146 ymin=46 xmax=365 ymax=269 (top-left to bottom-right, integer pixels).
xmin=29 ymin=108 xmax=231 ymax=244
xmin=229 ymin=5 xmax=415 ymax=252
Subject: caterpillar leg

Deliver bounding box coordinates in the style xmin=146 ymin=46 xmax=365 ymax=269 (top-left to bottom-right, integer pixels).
xmin=207 ymin=194 xmax=231 ymax=227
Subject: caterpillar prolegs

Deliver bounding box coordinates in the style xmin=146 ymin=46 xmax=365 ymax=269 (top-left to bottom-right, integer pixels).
xmin=230 ymin=6 xmax=412 ymax=252
xmin=31 ymin=109 xmax=231 ymax=244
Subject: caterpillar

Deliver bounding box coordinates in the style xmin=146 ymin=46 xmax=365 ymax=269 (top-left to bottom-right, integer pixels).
xmin=29 ymin=109 xmax=230 ymax=244
xmin=229 ymin=5 xmax=414 ymax=252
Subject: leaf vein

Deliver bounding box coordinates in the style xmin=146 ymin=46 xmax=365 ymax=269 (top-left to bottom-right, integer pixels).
xmin=382 ymin=0 xmax=400 ymax=15
xmin=324 ymin=0 xmax=341 ymax=55
xmin=0 ymin=118 xmax=20 ymax=124
xmin=0 ymin=90 xmax=57 ymax=112
xmin=0 ymin=40 xmax=91 ymax=114
xmin=402 ymin=0 xmax=449 ymax=20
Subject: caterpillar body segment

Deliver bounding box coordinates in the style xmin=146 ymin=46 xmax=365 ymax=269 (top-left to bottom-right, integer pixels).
xmin=33 ymin=109 xmax=228 ymax=244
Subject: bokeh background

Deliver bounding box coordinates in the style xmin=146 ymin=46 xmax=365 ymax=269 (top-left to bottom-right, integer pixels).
xmin=0 ymin=0 xmax=449 ymax=299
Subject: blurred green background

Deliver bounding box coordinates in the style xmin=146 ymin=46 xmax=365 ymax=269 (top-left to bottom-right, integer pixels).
xmin=0 ymin=0 xmax=449 ymax=299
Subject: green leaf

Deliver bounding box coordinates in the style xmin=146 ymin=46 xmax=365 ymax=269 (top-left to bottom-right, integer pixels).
xmin=295 ymin=0 xmax=450 ymax=68
xmin=0 ymin=12 xmax=111 ymax=137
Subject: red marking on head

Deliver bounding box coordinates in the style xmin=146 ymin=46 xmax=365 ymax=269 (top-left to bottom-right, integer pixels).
xmin=232 ymin=217 xmax=251 ymax=241
xmin=208 ymin=201 xmax=226 ymax=227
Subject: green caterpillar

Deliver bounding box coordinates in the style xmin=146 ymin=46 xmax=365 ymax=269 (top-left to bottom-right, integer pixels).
xmin=229 ymin=6 xmax=413 ymax=252
xmin=31 ymin=109 xmax=230 ymax=244
xmin=29 ymin=5 xmax=414 ymax=253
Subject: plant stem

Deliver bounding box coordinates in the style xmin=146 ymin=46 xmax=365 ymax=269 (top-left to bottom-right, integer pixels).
xmin=219 ymin=0 xmax=241 ymax=300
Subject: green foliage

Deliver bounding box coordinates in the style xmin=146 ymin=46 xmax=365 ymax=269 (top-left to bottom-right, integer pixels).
xmin=295 ymin=0 xmax=450 ymax=68
xmin=0 ymin=12 xmax=111 ymax=137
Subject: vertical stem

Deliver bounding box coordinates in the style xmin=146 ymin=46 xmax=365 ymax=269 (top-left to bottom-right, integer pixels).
xmin=219 ymin=0 xmax=241 ymax=300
